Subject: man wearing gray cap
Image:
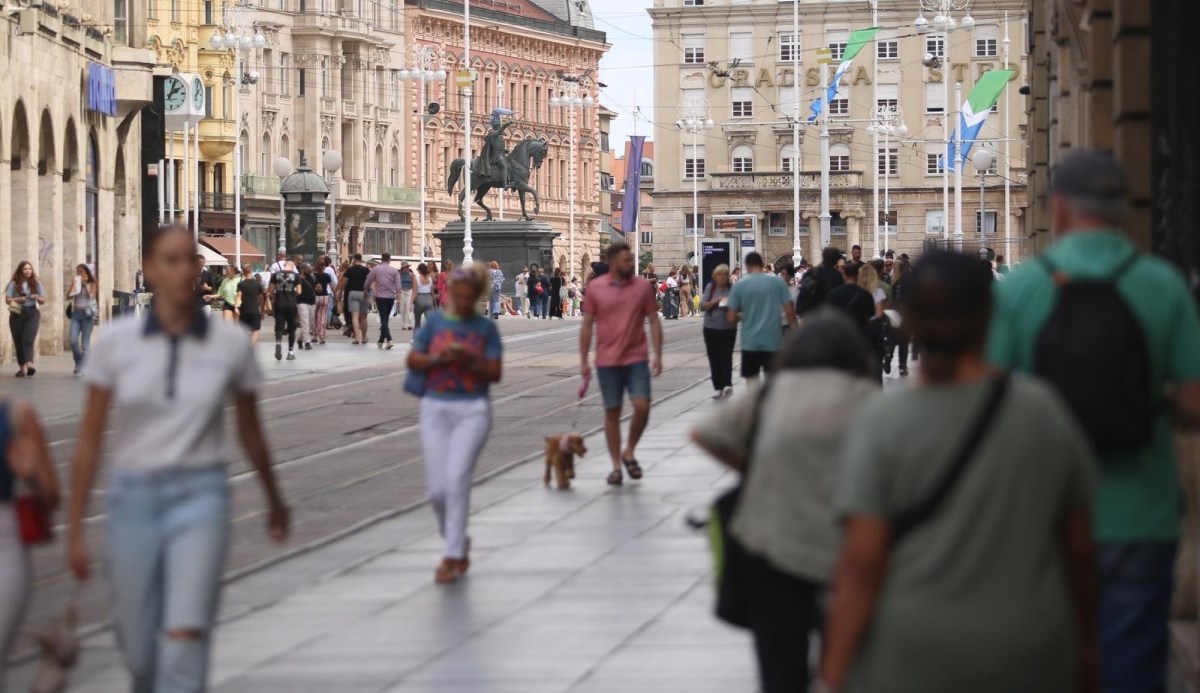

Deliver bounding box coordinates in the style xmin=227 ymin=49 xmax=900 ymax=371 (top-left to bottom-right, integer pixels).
xmin=987 ymin=150 xmax=1200 ymax=693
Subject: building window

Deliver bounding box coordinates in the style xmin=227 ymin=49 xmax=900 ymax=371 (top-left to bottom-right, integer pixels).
xmin=731 ymin=87 xmax=753 ymax=118
xmin=641 ymin=230 xmax=653 ymax=245
xmin=683 ymin=33 xmax=705 ymax=64
xmin=779 ymin=33 xmax=798 ymax=62
xmin=975 ymin=25 xmax=999 ymax=57
xmin=732 ymin=145 xmax=754 ymax=173
xmin=147 ymin=0 xmax=156 ymax=19
xmin=769 ymin=211 xmax=787 ymax=237
xmin=926 ymin=150 xmax=942 ymax=174
xmin=683 ymin=0 xmax=703 ymax=5
xmin=730 ymin=31 xmax=753 ymax=63
xmin=204 ymin=86 xmax=214 ymax=118
xmin=298 ymin=68 xmax=306 ymax=96
xmin=976 ymin=210 xmax=998 ymax=235
xmin=685 ymin=213 xmax=704 ymax=237
xmin=203 ymin=0 xmax=214 ymax=24
xmin=827 ymin=31 xmax=848 ymax=61
xmin=780 ymin=143 xmax=798 ymax=172
xmin=927 ymin=210 xmax=946 ymax=235
xmin=363 ymin=228 xmax=411 ymax=256
xmin=925 ymin=81 xmax=945 ymax=114
xmin=877 ymin=146 xmax=898 ymax=176
xmin=831 ymin=211 xmax=847 ymax=238
xmin=170 ymin=0 xmax=179 ymax=21
xmin=829 ymin=98 xmax=849 ymax=117
xmin=641 ymin=159 xmax=655 ymax=179
xmin=926 ymin=33 xmax=946 ymax=59
xmin=683 ymin=144 xmax=705 ymax=178
xmin=830 ymin=144 xmax=850 ymax=172
xmin=222 ymin=83 xmax=231 ymax=118
xmin=877 ymin=37 xmax=898 ymax=60
xmin=114 ymin=0 xmax=129 ymax=43
xmin=876 ymin=83 xmax=899 ymax=112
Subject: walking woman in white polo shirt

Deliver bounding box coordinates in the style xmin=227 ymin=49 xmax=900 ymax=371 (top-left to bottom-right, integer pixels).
xmin=66 ymin=226 xmax=290 ymax=693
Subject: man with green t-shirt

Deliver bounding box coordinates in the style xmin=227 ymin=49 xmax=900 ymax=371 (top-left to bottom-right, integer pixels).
xmin=727 ymin=252 xmax=798 ymax=379
xmin=987 ymin=150 xmax=1200 ymax=693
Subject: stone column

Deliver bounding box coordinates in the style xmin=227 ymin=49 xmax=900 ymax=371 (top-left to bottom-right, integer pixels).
xmin=0 ymin=157 xmax=11 ymax=364
xmin=41 ymin=169 xmax=64 ymax=355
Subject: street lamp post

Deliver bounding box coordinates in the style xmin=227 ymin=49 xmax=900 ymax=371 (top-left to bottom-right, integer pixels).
xmin=209 ymin=4 xmax=264 ymax=267
xmin=868 ymin=105 xmax=907 ymax=257
xmin=914 ymin=0 xmax=974 ymax=241
xmin=272 ymin=157 xmax=292 ymax=254
xmin=322 ymin=150 xmax=343 ymax=262
xmin=400 ymin=45 xmax=447 ymax=265
xmin=973 ymin=148 xmax=993 ymax=244
xmin=674 ymin=99 xmax=713 ymax=270
xmin=550 ymin=75 xmax=595 ymax=279
xmin=462 ymin=0 xmax=474 ymax=265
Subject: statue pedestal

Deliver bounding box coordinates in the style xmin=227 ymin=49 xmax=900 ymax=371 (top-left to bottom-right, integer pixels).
xmin=435 ymin=221 xmax=561 ymax=286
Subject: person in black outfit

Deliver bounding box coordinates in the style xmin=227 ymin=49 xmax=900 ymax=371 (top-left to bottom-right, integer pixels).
xmin=196 ymin=255 xmax=215 ymax=311
xmin=340 ymin=255 xmax=371 ymax=344
xmin=271 ymin=261 xmax=301 ymax=361
xmin=796 ymin=246 xmax=846 ymax=317
xmin=826 ymin=263 xmax=879 ymax=380
xmin=236 ymin=263 xmax=264 ymax=346
xmin=549 ymin=268 xmax=564 ymax=319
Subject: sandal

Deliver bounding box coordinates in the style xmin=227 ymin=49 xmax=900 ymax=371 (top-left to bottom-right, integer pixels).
xmin=621 ymin=457 xmax=643 ymax=480
xmin=434 ymin=559 xmax=464 ymax=585
xmin=606 ymin=470 xmax=623 ymax=486
xmin=461 ymin=538 xmax=471 ymax=574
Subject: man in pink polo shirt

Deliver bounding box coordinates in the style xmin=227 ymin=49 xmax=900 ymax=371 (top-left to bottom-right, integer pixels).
xmin=580 ymin=242 xmax=664 ymax=486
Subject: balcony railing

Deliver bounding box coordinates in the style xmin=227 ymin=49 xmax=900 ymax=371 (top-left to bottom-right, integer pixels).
xmin=200 ymin=192 xmax=235 ymax=211
xmin=242 ymin=175 xmax=280 ymax=195
xmin=708 ymin=170 xmax=863 ymax=192
xmin=377 ymin=186 xmax=419 ymax=205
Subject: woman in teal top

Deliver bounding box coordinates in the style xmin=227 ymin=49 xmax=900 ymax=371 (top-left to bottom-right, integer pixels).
xmin=406 ymin=264 xmax=503 ymax=584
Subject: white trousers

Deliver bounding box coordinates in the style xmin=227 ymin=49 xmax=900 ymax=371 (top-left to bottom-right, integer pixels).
xmin=418 ymin=397 xmax=492 ymax=559
xmin=0 ymin=503 xmax=31 ymax=692
xmin=397 ymin=290 xmax=414 ymax=330
xmin=297 ymin=304 xmax=314 ymax=345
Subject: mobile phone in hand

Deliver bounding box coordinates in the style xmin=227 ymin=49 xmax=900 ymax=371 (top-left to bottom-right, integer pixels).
xmin=578 ymin=372 xmax=591 ymax=399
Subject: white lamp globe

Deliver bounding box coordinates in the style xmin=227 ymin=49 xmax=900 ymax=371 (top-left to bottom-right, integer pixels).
xmin=273 ymin=156 xmax=292 ymax=178
xmin=398 ymin=69 xmax=411 ymax=80
xmin=435 ymin=69 xmax=447 ymax=81
xmin=705 ymin=118 xmax=715 ymax=129
xmin=209 ymin=32 xmax=224 ymax=50
xmin=944 ymin=16 xmax=957 ymax=32
xmin=323 ymin=150 xmax=344 ymax=174
xmin=674 ymin=120 xmax=683 ymax=129
xmin=914 ymin=13 xmax=929 ymax=33
xmin=583 ymin=96 xmax=594 ymax=107
xmin=932 ymin=14 xmax=947 ymax=31
xmin=253 ymin=31 xmax=267 ymax=49
xmin=960 ymin=14 xmax=975 ymax=30
xmin=972 ymin=148 xmax=994 ymax=173
xmin=550 ymin=96 xmax=561 ymax=107
xmin=898 ymin=124 xmax=909 ymax=137
xmin=224 ymin=30 xmax=237 ymax=47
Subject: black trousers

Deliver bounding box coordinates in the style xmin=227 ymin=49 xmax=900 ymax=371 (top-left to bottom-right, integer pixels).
xmin=741 ymin=350 xmax=775 ymax=380
xmin=375 ymin=298 xmax=395 ymax=342
xmin=746 ymin=553 xmax=823 ymax=693
xmin=703 ymin=328 xmax=737 ymax=391
xmin=274 ymin=305 xmax=298 ymax=348
xmin=9 ymin=310 xmax=39 ymax=365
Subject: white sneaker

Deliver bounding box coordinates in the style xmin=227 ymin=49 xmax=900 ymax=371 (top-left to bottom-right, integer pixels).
xmin=712 ymin=390 xmax=724 ymax=400
xmin=722 ymin=386 xmax=733 ymax=399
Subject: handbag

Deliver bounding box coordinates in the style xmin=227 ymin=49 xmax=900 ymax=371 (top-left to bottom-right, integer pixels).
xmin=64 ymin=304 xmax=73 ymax=319
xmin=710 ymin=381 xmax=773 ymax=629
xmin=16 ymin=495 xmax=53 ymax=545
xmin=8 ymin=301 xmax=23 ymax=316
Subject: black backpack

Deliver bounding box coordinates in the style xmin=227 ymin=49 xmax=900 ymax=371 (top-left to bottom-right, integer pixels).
xmin=795 ymin=270 xmax=827 ymax=316
xmin=1033 ymin=253 xmax=1154 ymax=454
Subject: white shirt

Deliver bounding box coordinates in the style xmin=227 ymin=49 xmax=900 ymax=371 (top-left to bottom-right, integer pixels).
xmin=666 ymin=276 xmax=679 ymax=289
xmin=83 ymin=312 xmax=261 ymax=473
xmin=324 ymin=265 xmax=339 ymax=291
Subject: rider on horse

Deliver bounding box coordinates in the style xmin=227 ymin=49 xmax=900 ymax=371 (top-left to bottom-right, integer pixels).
xmin=479 ymin=109 xmax=515 ymax=189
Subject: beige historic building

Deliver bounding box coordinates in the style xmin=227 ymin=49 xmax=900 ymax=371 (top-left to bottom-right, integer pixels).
xmin=648 ymin=0 xmax=1029 ymax=268
xmin=1 ymin=1 xmax=155 ymax=362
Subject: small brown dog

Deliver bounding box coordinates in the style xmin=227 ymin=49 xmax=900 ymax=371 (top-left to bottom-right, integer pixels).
xmin=544 ymin=434 xmax=587 ymax=489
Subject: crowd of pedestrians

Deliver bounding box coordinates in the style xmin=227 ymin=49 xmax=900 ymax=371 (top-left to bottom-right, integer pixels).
xmin=692 ymin=150 xmax=1200 ymax=693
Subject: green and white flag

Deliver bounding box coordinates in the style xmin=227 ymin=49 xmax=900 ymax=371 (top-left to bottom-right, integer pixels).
xmin=808 ymin=27 xmax=881 ymax=123
xmin=946 ymin=69 xmax=1015 ymax=171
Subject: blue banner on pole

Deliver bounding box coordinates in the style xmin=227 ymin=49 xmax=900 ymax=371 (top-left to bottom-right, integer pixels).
xmin=620 ymin=136 xmax=646 ymax=236
xmin=87 ymin=63 xmax=117 ymax=117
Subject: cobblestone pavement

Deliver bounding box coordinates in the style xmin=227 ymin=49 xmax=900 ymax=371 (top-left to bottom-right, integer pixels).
xmin=10 ymin=331 xmax=760 ymax=691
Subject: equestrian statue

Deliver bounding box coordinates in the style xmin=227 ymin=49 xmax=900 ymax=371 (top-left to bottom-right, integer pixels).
xmin=447 ymin=109 xmax=549 ymax=222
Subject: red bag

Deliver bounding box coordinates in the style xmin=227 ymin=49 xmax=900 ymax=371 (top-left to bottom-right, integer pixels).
xmin=16 ymin=495 xmax=53 ymax=545
xmin=534 ymin=283 xmax=545 ymax=295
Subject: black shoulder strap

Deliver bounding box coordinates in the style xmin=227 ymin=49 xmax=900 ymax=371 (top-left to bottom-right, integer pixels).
xmin=742 ymin=381 xmax=774 ymax=468
xmin=891 ymin=375 xmax=1010 ymax=543
xmin=1110 ymin=251 xmax=1140 ymax=281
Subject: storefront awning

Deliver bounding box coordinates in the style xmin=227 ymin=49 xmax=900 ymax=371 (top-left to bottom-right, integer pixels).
xmin=199 ymin=236 xmax=266 ymax=264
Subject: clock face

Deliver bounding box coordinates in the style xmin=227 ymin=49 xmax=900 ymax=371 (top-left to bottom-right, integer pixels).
xmin=164 ymin=77 xmax=187 ymax=112
xmin=192 ymin=78 xmax=205 ymax=111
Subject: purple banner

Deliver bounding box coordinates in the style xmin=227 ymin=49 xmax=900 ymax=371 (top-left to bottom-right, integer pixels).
xmin=620 ymin=136 xmax=646 ymax=236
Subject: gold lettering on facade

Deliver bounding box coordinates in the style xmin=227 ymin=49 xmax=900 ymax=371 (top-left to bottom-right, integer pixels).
xmin=756 ymin=68 xmax=775 ymax=88
xmin=929 ymin=66 xmax=944 ymax=83
xmin=732 ymin=69 xmax=751 ymax=87
xmin=806 ymin=67 xmax=820 ymax=87
xmin=853 ymin=66 xmax=871 ymax=86
xmin=709 ymin=72 xmax=727 ymax=88
xmin=951 ymin=62 xmax=969 ymax=83
xmin=777 ymin=68 xmax=794 ymax=87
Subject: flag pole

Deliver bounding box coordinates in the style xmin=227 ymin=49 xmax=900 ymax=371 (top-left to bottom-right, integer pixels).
xmin=954 ymin=80 xmax=963 ymax=242
xmin=820 ymin=59 xmax=831 ymax=247
xmin=870 ymin=1 xmax=879 ymax=258
xmin=791 ymin=0 xmax=802 ymax=266
xmin=1003 ymin=12 xmax=1012 ymax=260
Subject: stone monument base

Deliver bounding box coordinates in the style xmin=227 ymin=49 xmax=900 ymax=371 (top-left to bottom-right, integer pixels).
xmin=435 ymin=221 xmax=561 ymax=291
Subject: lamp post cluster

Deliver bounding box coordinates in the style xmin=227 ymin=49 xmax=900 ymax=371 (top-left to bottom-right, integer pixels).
xmin=400 ymin=44 xmax=447 ymax=265
xmin=867 ymin=105 xmax=908 ymax=257
xmin=914 ymin=0 xmax=974 ymax=241
xmin=209 ymin=2 xmax=264 ymax=268
xmin=550 ymin=75 xmax=595 ymax=279
xmin=674 ymin=99 xmax=713 ymax=268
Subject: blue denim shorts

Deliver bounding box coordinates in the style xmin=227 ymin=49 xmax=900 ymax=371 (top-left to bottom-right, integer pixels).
xmin=596 ymin=362 xmax=651 ymax=410
xmin=1097 ymin=542 xmax=1177 ymax=693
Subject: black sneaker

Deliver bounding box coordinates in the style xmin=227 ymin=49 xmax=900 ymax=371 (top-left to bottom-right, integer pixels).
xmin=882 ymin=359 xmax=892 ymax=375
xmin=275 ymin=344 xmax=282 ymax=361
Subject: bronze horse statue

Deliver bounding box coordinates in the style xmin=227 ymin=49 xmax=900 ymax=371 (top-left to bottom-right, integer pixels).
xmin=447 ymin=139 xmax=548 ymax=222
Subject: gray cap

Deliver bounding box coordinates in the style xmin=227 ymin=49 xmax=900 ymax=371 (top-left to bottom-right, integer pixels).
xmin=1050 ymin=150 xmax=1127 ymax=201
